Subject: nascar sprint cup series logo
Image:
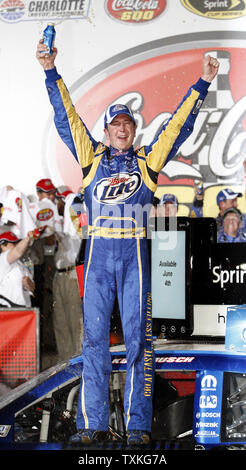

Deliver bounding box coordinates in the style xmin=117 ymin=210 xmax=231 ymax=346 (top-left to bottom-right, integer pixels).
xmin=181 ymin=0 xmax=246 ymax=19
xmin=105 ymin=0 xmax=166 ymax=23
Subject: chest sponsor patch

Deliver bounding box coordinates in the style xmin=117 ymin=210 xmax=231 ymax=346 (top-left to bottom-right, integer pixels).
xmin=36 ymin=208 xmax=54 ymax=221
xmin=93 ymin=172 xmax=142 ymax=204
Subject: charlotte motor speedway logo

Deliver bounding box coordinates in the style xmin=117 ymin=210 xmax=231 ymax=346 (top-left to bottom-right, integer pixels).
xmin=0 ymin=0 xmax=90 ymax=22
xmin=44 ymin=32 xmax=246 ymax=217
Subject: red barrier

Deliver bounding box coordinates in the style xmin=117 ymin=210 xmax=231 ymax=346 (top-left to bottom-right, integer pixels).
xmin=0 ymin=308 xmax=39 ymax=388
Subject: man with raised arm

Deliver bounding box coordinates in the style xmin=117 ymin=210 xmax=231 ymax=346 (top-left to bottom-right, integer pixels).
xmin=36 ymin=40 xmax=219 ymax=445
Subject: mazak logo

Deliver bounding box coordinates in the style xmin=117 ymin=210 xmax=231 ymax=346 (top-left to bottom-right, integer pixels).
xmin=105 ymin=0 xmax=166 ymax=23
xmin=36 ymin=208 xmax=54 ymax=222
xmin=93 ymin=172 xmax=142 ymax=204
xmin=181 ymin=0 xmax=246 ymax=19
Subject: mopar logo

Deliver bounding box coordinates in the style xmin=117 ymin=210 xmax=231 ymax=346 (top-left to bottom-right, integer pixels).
xmin=201 ymin=374 xmax=217 ymax=389
xmin=93 ymin=172 xmax=142 ymax=204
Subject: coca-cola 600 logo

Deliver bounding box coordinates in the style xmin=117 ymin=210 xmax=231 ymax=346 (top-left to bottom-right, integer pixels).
xmin=45 ymin=32 xmax=246 ymax=217
xmin=105 ymin=0 xmax=166 ymax=23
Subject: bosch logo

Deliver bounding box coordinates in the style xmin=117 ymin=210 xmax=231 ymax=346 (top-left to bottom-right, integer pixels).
xmin=156 ymin=356 xmax=195 ymax=363
xmin=93 ymin=172 xmax=142 ymax=204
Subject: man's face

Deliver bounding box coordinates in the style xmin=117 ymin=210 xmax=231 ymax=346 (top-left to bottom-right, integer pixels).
xmin=104 ymin=114 xmax=136 ymax=151
xmin=47 ymin=191 xmax=56 ymax=202
xmin=219 ymin=197 xmax=237 ymax=214
xmin=158 ymin=202 xmax=177 ymax=217
xmin=38 ymin=191 xmax=56 ymax=202
xmin=223 ymin=212 xmax=241 ymax=237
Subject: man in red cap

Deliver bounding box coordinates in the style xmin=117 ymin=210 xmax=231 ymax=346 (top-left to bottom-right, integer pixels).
xmin=36 ymin=178 xmax=57 ymax=203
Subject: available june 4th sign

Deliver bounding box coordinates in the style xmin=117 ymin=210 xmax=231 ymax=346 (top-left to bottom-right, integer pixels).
xmin=0 ymin=0 xmax=90 ymax=22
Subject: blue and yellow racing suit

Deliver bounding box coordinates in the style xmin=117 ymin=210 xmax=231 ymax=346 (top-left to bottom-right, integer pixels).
xmin=45 ymin=67 xmax=210 ymax=432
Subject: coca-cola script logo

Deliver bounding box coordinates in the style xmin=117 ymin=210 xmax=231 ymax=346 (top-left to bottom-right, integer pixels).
xmin=105 ymin=0 xmax=166 ymax=23
xmin=45 ymin=33 xmax=246 ymax=217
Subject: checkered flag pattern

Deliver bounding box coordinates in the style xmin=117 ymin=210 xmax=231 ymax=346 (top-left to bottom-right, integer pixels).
xmin=203 ymin=50 xmax=234 ymax=110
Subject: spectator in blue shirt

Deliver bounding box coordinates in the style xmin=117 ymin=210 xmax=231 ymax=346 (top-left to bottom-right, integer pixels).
xmin=217 ymin=207 xmax=246 ymax=243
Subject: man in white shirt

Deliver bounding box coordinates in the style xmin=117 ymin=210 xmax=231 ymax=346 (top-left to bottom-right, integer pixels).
xmin=0 ymin=231 xmax=35 ymax=308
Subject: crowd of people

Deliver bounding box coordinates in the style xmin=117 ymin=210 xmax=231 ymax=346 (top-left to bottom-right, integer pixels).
xmin=0 ymin=177 xmax=244 ymax=412
xmin=0 ymin=179 xmax=87 ymax=367
xmin=152 ymin=184 xmax=246 ymax=243
xmin=0 ymin=177 xmax=244 ymax=369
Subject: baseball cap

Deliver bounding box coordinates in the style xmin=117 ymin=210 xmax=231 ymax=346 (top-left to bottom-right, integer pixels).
xmin=0 ymin=231 xmax=20 ymax=245
xmin=36 ymin=178 xmax=56 ymax=193
xmin=159 ymin=193 xmax=178 ymax=206
xmin=56 ymin=186 xmax=73 ymax=202
xmin=104 ymin=104 xmax=136 ymax=127
xmin=216 ymin=188 xmax=242 ymax=205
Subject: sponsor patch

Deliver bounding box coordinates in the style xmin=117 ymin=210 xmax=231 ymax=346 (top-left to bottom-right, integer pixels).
xmin=93 ymin=171 xmax=142 ymax=204
xmin=36 ymin=208 xmax=54 ymax=221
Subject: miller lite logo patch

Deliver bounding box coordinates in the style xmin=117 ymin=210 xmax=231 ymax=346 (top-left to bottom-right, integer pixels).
xmin=36 ymin=208 xmax=54 ymax=222
xmin=93 ymin=172 xmax=142 ymax=204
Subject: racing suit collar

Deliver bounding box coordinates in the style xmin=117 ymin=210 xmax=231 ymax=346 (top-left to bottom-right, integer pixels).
xmin=109 ymin=145 xmax=135 ymax=157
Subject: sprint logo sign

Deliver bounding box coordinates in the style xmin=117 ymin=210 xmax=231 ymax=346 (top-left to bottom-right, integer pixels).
xmin=193 ymin=371 xmax=223 ymax=444
xmin=181 ymin=0 xmax=246 ymax=19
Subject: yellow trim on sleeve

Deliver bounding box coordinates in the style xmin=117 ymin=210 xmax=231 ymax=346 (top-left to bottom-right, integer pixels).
xmin=83 ymin=150 xmax=104 ymax=189
xmin=57 ymin=78 xmax=94 ymax=169
xmin=137 ymin=151 xmax=157 ymax=193
xmin=146 ymin=89 xmax=200 ymax=174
